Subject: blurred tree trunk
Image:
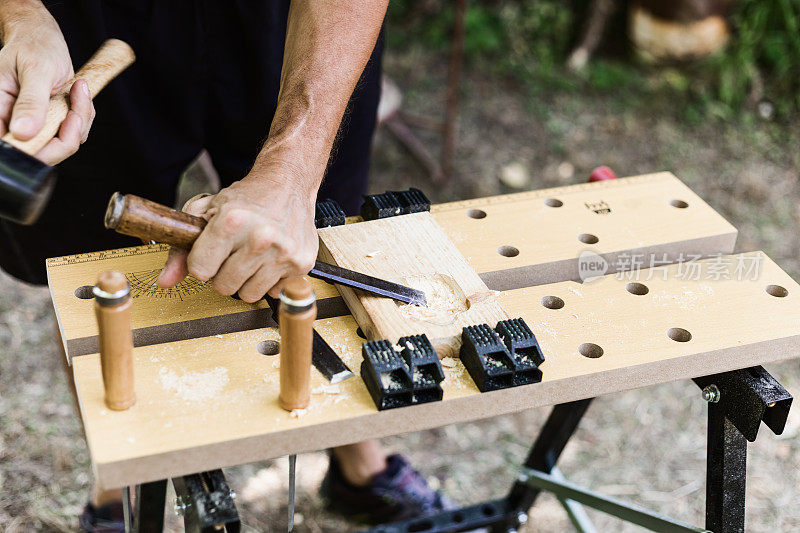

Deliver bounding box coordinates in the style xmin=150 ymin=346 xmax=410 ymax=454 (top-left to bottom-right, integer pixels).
xmin=630 ymin=0 xmax=735 ymax=61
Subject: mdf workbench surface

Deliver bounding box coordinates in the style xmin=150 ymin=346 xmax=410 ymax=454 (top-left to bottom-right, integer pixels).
xmin=46 ymin=173 xmax=800 ymax=490
xmin=49 ymin=172 xmax=736 ymax=359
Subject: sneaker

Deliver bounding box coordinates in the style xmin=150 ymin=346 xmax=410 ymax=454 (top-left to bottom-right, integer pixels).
xmin=320 ymin=453 xmax=454 ymax=524
xmin=79 ymin=502 xmax=125 ymax=533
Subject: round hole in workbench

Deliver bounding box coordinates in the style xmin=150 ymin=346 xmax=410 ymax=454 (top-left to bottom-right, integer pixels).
xmin=498 ymin=245 xmax=519 ymax=257
xmin=467 ymin=209 xmax=487 ymax=219
xmin=74 ymin=285 xmax=95 ymax=299
xmin=670 ymin=199 xmax=689 ymax=209
xmin=544 ymin=198 xmax=563 ymax=207
xmin=541 ymin=296 xmax=565 ymax=309
xmin=578 ymin=233 xmax=599 ymax=245
xmin=257 ymin=340 xmax=280 ymax=356
xmin=625 ymin=282 xmax=649 ymax=296
xmin=452 ymin=513 xmax=465 ymax=523
xmin=356 ymin=327 xmax=367 ymax=339
xmin=667 ymin=328 xmax=692 ymax=342
xmin=579 ymin=343 xmax=604 ymax=358
xmin=766 ymin=284 xmax=788 ymax=298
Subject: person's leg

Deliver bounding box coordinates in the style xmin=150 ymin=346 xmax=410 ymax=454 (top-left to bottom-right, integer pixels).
xmin=332 ymin=441 xmax=388 ymax=486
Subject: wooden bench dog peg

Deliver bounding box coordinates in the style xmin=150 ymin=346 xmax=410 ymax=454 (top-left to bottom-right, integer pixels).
xmin=93 ymin=271 xmax=136 ymax=410
xmin=278 ymin=277 xmax=317 ymax=411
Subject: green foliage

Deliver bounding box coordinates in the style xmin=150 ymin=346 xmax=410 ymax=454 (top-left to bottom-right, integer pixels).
xmin=387 ymin=0 xmax=574 ymax=67
xmin=705 ymin=0 xmax=800 ymax=116
xmin=386 ymin=0 xmax=800 ymax=119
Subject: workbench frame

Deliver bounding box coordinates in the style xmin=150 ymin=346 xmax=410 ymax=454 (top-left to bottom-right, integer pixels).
xmin=120 ymin=364 xmax=792 ymax=533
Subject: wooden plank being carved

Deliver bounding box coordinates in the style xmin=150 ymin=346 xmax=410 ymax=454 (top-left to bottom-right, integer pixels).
xmin=71 ymin=252 xmax=800 ymax=489
xmin=47 ymin=172 xmax=736 ymax=362
xmin=318 ymin=211 xmax=508 ymax=356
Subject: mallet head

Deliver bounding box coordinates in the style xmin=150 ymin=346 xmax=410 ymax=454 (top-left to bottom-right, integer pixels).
xmin=0 ymin=140 xmax=56 ymax=225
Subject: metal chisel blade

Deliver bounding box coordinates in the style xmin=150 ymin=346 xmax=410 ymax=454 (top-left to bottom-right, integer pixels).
xmin=263 ymin=295 xmax=354 ymax=383
xmin=288 ymin=454 xmax=296 ymax=532
xmin=313 ymin=330 xmax=354 ymax=384
xmin=310 ymin=260 xmax=427 ymax=307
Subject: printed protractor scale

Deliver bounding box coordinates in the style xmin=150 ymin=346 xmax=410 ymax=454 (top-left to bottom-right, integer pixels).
xmin=125 ymin=269 xmax=208 ymax=300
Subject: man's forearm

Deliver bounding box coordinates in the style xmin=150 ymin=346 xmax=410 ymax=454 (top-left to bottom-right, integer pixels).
xmin=251 ymin=0 xmax=388 ymax=197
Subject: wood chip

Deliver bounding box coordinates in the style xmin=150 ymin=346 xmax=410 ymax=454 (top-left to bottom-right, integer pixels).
xmin=311 ymin=384 xmax=341 ymax=395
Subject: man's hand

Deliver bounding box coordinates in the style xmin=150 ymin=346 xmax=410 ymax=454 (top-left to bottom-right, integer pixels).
xmin=0 ymin=0 xmax=95 ymax=164
xmin=156 ymin=170 xmax=318 ymax=303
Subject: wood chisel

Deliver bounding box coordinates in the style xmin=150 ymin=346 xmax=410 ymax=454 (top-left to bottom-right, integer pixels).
xmin=104 ymin=192 xmax=427 ymax=307
xmin=264 ymin=294 xmax=354 ymax=384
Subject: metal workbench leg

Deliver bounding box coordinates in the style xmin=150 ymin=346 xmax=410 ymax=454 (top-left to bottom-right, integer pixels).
xmin=705 ymin=403 xmax=747 ymax=533
xmin=132 ymin=479 xmax=168 ymax=532
xmin=506 ymin=398 xmax=594 ymax=513
xmin=695 ymin=365 xmax=793 ymax=533
xmin=364 ymin=367 xmax=792 ymax=533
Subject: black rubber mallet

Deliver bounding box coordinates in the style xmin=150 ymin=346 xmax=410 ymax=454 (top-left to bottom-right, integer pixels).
xmin=0 ymin=39 xmax=135 ymax=225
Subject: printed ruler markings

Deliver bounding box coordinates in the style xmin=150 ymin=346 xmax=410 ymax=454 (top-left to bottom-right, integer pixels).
xmin=125 ymin=270 xmax=208 ymax=301
xmin=46 ymin=244 xmax=170 ymax=267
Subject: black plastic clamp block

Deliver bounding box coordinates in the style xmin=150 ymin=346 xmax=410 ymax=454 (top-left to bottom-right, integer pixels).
xmin=496 ymin=318 xmax=545 ymax=386
xmin=315 ymin=198 xmax=346 ymax=228
xmin=400 ymin=334 xmax=445 ymax=404
xmin=361 ymin=339 xmax=414 ymax=410
xmin=393 ymin=188 xmax=431 ymax=214
xmin=360 ymin=188 xmax=431 ymax=221
xmin=460 ymin=319 xmax=544 ymax=392
xmin=361 ymin=334 xmax=445 ymax=410
xmin=460 ymin=324 xmax=516 ymax=392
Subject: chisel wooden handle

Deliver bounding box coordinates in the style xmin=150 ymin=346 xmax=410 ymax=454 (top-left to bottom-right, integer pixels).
xmin=94 ymin=270 xmax=136 ymax=411
xmin=105 ymin=192 xmax=207 ymax=248
xmin=2 ymin=39 xmax=136 ymax=155
xmin=278 ymin=277 xmax=316 ymax=411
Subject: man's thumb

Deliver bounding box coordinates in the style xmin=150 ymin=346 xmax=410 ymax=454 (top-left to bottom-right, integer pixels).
xmin=157 ymin=247 xmax=189 ymax=288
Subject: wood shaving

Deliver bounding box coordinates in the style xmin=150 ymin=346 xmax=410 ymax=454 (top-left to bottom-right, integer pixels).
xmin=380 ymin=372 xmax=404 ymax=390
xmin=311 ymin=384 xmax=341 ymax=395
xmin=397 ymin=274 xmax=469 ymax=326
xmin=290 ymin=408 xmax=308 ymax=418
xmin=440 ymin=357 xmax=457 ymax=368
xmin=365 ymin=250 xmax=382 ymax=258
xmin=158 ymin=366 xmax=229 ymax=403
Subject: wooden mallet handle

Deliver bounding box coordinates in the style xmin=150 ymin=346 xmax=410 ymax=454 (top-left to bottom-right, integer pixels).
xmin=1 ymin=39 xmax=136 ymax=155
xmin=105 ymin=192 xmax=207 ymax=249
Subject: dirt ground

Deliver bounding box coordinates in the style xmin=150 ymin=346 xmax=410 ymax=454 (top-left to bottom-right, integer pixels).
xmin=2 ymin=46 xmax=800 ymax=532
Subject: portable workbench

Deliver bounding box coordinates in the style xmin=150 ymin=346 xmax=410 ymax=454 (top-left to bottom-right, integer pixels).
xmin=48 ymin=172 xmax=797 ymax=532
